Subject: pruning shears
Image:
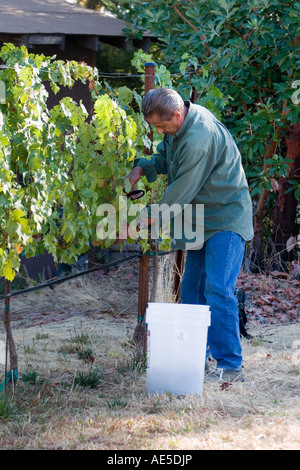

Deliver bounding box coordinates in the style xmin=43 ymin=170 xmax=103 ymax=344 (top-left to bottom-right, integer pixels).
xmin=122 ymin=188 xmax=145 ymax=199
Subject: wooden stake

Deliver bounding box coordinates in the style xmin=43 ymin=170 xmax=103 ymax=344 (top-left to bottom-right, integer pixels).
xmin=173 ymin=250 xmax=185 ymax=303
xmin=4 ymin=280 xmax=18 ymax=391
xmin=134 ymin=62 xmax=157 ymax=356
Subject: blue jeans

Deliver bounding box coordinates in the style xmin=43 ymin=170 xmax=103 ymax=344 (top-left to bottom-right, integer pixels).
xmin=181 ymin=231 xmax=245 ymax=370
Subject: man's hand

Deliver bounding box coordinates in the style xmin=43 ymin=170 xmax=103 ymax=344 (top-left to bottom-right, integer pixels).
xmin=123 ymin=166 xmax=144 ymax=196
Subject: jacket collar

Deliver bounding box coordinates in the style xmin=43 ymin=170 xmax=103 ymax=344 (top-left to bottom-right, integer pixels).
xmin=174 ymin=101 xmax=193 ymax=138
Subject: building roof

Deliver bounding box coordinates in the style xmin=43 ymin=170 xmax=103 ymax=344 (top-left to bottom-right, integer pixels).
xmin=0 ymin=0 xmax=133 ymax=36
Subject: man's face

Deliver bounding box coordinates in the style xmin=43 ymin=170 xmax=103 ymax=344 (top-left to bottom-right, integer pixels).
xmin=147 ymin=111 xmax=183 ymax=135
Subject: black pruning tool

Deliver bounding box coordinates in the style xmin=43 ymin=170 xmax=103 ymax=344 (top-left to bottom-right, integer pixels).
xmin=123 ymin=188 xmax=145 ymax=199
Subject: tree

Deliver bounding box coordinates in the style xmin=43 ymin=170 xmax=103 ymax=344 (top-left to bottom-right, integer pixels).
xmin=122 ymin=0 xmax=300 ymax=271
xmin=76 ymin=0 xmax=132 ymax=18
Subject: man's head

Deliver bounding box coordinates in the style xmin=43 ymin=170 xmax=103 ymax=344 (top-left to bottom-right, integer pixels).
xmin=142 ymin=88 xmax=187 ymax=135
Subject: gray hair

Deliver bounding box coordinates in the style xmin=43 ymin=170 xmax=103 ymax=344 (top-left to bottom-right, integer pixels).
xmin=142 ymin=88 xmax=185 ymax=121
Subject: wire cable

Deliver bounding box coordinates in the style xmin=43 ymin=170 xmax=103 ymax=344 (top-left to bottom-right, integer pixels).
xmin=0 ymin=249 xmax=175 ymax=300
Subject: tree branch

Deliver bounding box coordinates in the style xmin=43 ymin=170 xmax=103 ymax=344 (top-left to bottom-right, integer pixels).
xmin=254 ymin=99 xmax=289 ymax=225
xmin=172 ymin=4 xmax=212 ymax=56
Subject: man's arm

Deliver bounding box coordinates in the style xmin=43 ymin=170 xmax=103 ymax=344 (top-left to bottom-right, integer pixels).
xmin=122 ymin=138 xmax=169 ymax=234
xmin=132 ymin=138 xmax=168 ymax=183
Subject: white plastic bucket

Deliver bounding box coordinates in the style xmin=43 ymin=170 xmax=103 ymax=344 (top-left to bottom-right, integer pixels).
xmin=146 ymin=302 xmax=211 ymax=395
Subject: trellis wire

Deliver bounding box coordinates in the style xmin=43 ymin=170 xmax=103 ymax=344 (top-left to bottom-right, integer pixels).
xmin=0 ymin=64 xmax=189 ymax=79
xmin=0 ymin=249 xmax=175 ymax=301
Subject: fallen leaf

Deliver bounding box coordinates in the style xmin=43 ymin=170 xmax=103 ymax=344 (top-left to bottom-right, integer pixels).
xmin=286 ymin=236 xmax=297 ymax=253
xmin=270 ymin=270 xmax=289 ymax=279
xmin=221 ymin=382 xmax=232 ymax=391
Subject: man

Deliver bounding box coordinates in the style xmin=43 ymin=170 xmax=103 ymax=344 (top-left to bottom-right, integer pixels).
xmin=125 ymin=88 xmax=253 ymax=383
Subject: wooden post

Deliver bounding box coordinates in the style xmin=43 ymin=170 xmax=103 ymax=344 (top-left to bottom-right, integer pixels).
xmin=143 ymin=61 xmax=156 ymax=153
xmin=3 ymin=280 xmax=18 ymax=392
xmin=134 ymin=62 xmax=157 ymax=356
xmin=173 ymin=250 xmax=185 ymax=303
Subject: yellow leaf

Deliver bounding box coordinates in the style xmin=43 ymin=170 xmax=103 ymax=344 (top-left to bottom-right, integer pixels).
xmin=3 ymin=262 xmax=15 ymax=282
xmin=16 ymin=244 xmax=23 ymax=254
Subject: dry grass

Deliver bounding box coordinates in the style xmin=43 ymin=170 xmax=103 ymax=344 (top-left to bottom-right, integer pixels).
xmin=0 ymin=254 xmax=299 ymax=450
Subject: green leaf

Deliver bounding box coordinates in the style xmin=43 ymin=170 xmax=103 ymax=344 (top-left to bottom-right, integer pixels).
xmin=124 ymin=178 xmax=131 ymax=193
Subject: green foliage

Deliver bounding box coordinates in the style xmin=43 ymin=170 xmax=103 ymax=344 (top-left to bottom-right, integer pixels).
xmin=20 ymin=369 xmax=41 ymax=385
xmin=74 ymin=369 xmax=104 ymax=388
xmin=0 ymin=392 xmax=14 ymax=418
xmin=0 ymin=44 xmax=156 ymax=281
xmin=123 ymin=0 xmax=300 ymax=203
xmin=78 ymin=0 xmax=132 ymax=18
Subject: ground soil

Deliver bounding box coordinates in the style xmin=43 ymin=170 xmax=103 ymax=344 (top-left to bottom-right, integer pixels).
xmin=0 ymin=254 xmax=299 ymax=450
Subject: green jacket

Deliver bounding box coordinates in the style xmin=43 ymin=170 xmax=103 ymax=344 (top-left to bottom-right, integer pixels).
xmin=134 ymin=102 xmax=254 ymax=250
